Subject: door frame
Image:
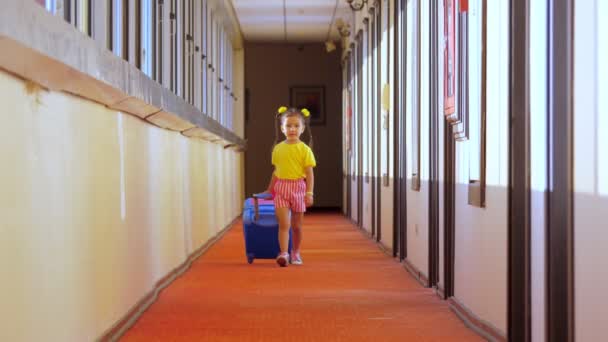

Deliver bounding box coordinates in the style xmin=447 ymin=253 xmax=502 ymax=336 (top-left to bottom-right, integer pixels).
xmin=508 ymin=0 xmax=531 ymax=340
xmin=393 ymin=0 xmax=407 ymax=260
xmin=547 ymin=0 xmax=575 ymax=340
xmin=427 ymin=0 xmax=440 ymax=288
xmin=375 ymin=3 xmax=383 ymax=243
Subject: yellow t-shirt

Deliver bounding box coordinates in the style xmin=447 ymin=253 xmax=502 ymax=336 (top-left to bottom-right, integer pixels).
xmin=272 ymin=141 xmax=316 ymax=179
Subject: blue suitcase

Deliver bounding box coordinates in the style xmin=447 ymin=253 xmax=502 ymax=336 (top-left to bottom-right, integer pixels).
xmin=242 ymin=194 xmax=292 ymax=264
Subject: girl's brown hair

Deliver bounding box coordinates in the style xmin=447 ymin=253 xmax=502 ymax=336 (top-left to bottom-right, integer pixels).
xmin=273 ymin=107 xmax=314 ymax=149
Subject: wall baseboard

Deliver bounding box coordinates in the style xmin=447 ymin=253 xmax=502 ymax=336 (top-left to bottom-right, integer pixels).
xmin=435 ymin=285 xmax=445 ymax=299
xmin=376 ymin=241 xmax=394 ymax=258
xmin=348 ymin=216 xmax=395 ymax=258
xmin=402 ymin=258 xmax=430 ymax=287
xmin=307 ymin=206 xmax=342 ymax=213
xmin=98 ymin=217 xmax=240 ymax=342
xmin=448 ymin=297 xmax=507 ymax=342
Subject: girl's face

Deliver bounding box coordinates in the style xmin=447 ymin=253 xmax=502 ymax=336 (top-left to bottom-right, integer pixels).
xmin=281 ymin=115 xmax=305 ymax=142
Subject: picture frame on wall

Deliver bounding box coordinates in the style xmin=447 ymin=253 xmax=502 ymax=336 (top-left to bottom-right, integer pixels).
xmin=289 ymin=85 xmax=326 ymax=125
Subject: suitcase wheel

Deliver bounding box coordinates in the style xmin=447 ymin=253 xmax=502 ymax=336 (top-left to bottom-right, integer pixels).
xmin=247 ymin=253 xmax=254 ymax=264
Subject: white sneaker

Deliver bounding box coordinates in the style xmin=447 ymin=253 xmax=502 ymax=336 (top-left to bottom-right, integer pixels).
xmin=276 ymin=252 xmax=289 ymax=267
xmin=290 ymin=253 xmax=303 ymax=265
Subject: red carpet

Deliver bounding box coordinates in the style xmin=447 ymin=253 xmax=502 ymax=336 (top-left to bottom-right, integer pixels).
xmin=121 ymin=213 xmax=482 ymax=341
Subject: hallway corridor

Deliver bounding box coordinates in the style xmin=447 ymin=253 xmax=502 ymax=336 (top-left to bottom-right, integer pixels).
xmin=120 ymin=213 xmax=481 ymax=341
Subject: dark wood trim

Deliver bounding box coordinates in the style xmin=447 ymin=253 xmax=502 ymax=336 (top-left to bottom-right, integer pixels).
xmin=87 ymin=0 xmax=92 ymax=37
xmin=170 ymin=0 xmax=176 ymax=93
xmin=369 ymin=14 xmax=377 ymax=239
xmin=98 ymin=217 xmax=240 ymax=341
xmin=383 ymin=0 xmax=390 ymax=190
xmin=443 ymin=109 xmax=455 ymax=299
xmin=375 ymin=5 xmax=382 ymax=243
xmin=356 ymin=32 xmax=364 ymax=229
xmin=508 ymin=0 xmax=531 ymax=340
xmin=108 ymin=0 xmax=113 ymax=51
xmin=64 ymin=0 xmax=72 ymax=23
xmin=403 ymin=258 xmax=429 ymax=287
xmin=346 ymin=56 xmax=353 ymax=220
xmin=124 ymin=0 xmax=130 ymax=62
xmin=448 ymin=297 xmax=507 ymax=342
xmin=400 ymin=0 xmax=407 ymax=260
xmin=428 ymin=0 xmax=439 ymax=288
xmin=547 ymin=0 xmax=575 ymax=340
xmin=134 ymin=0 xmax=142 ymax=69
xmin=392 ymin=0 xmax=400 ymax=259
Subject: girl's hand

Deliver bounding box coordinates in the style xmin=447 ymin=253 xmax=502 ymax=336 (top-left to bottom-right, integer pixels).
xmin=254 ymin=191 xmax=273 ymax=199
xmin=305 ymin=194 xmax=314 ymax=207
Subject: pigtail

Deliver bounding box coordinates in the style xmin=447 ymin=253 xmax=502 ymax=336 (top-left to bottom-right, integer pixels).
xmin=306 ymin=119 xmax=314 ymax=149
xmin=272 ymin=110 xmax=283 ymax=155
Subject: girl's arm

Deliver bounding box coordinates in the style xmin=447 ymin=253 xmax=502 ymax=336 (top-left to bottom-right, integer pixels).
xmin=305 ymin=166 xmax=314 ymax=206
xmin=265 ymin=171 xmax=277 ymax=193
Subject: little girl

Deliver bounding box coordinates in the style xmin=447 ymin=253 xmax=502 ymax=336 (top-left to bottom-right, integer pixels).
xmin=263 ymin=106 xmax=316 ymax=267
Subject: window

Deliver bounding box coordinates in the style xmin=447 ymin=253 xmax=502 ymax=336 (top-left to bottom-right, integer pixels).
xmin=193 ymin=0 xmax=201 ymax=110
xmin=351 ymin=50 xmax=357 ymax=182
xmin=140 ymin=0 xmax=154 ymax=77
xmin=362 ymin=19 xmax=370 ymax=183
xmin=454 ymin=0 xmax=469 ymax=140
xmin=466 ymin=0 xmax=485 ymax=207
xmin=443 ymin=0 xmax=467 ymax=140
xmin=599 ymin=0 xmax=608 ymax=195
xmin=201 ymin=0 xmax=208 ymax=114
xmin=155 ymin=0 xmax=165 ymax=84
xmin=371 ymin=12 xmax=378 ymax=184
xmin=41 ymin=0 xmax=91 ymax=36
xmin=75 ymin=0 xmax=91 ymax=36
xmin=183 ymin=0 xmax=193 ymax=104
xmin=407 ymin=0 xmax=421 ymax=191
xmin=221 ymin=29 xmax=225 ymax=127
xmin=130 ymin=0 xmax=141 ymax=68
xmin=176 ymin=0 xmax=183 ymax=99
xmin=208 ymin=10 xmax=216 ymax=120
xmin=380 ymin=0 xmax=390 ymax=187
xmin=357 ymin=33 xmax=364 ymax=183
xmin=111 ymin=0 xmax=128 ymax=60
xmin=170 ymin=0 xmax=177 ymax=92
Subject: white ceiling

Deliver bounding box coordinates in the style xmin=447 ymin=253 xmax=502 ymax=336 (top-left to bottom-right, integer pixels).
xmin=230 ymin=0 xmax=352 ymax=43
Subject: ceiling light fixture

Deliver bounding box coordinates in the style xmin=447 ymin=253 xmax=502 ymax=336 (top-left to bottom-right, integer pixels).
xmin=335 ymin=19 xmax=351 ymax=38
xmin=346 ymin=0 xmax=368 ymax=11
xmin=324 ymin=0 xmax=340 ymax=53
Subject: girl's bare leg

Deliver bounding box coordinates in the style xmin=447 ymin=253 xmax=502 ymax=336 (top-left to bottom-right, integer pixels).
xmin=291 ymin=212 xmax=304 ymax=253
xmin=275 ymin=207 xmax=291 ymax=254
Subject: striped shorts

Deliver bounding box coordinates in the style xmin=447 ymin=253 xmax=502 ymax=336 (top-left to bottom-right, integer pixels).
xmin=273 ymin=178 xmax=307 ymax=213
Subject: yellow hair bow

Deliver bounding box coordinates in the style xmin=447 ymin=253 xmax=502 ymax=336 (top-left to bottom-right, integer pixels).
xmin=277 ymin=106 xmax=288 ymax=114
xmin=301 ymin=108 xmax=310 ymax=117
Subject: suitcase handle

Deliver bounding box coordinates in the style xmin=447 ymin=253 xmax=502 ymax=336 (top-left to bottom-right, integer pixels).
xmin=252 ymin=193 xmax=272 ymax=221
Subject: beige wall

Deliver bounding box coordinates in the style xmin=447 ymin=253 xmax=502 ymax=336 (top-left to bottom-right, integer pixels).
xmin=0 ymin=70 xmax=243 ymax=341
xmin=244 ymin=43 xmax=342 ymax=207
